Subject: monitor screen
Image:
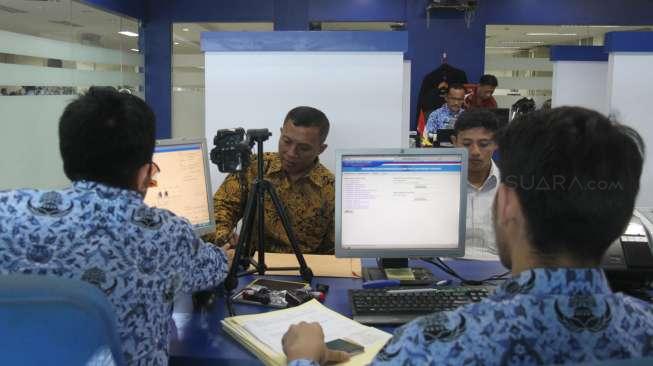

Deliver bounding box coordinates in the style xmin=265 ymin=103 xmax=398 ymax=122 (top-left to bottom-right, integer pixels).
xmin=335 ymin=148 xmax=468 ymax=259
xmin=144 ymin=138 xmax=215 ymax=236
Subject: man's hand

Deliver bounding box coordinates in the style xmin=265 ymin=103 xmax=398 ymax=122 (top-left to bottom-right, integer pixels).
xmin=282 ymin=322 xmax=350 ymax=365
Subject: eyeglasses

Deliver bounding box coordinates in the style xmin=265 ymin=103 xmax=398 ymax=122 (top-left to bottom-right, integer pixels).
xmin=148 ymin=162 xmax=160 ymax=187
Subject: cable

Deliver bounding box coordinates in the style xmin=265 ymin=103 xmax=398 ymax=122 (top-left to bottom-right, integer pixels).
xmin=421 ymin=257 xmax=510 ymax=286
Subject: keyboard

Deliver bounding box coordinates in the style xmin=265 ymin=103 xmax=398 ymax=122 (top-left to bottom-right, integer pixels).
xmin=349 ymin=286 xmax=490 ymax=325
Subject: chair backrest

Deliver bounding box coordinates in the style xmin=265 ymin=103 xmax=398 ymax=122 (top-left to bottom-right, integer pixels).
xmin=0 ymin=274 xmax=125 ymax=366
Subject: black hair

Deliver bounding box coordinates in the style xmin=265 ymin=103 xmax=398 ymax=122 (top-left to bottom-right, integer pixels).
xmin=497 ymin=106 xmax=644 ymax=263
xmin=479 ymin=74 xmax=498 ymax=87
xmin=59 ymin=86 xmax=156 ymax=189
xmin=454 ymin=109 xmax=500 ymax=136
xmin=448 ymin=83 xmax=466 ymax=94
xmin=284 ymin=106 xmax=330 ymax=143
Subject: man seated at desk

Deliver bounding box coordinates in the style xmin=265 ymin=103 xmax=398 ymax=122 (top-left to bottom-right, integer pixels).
xmin=464 ymin=74 xmax=498 ymax=110
xmin=213 ymin=106 xmax=335 ymax=254
xmin=422 ymin=83 xmax=466 ymax=146
xmin=0 ymin=87 xmax=231 ymax=365
xmin=451 ymin=109 xmax=501 ymax=259
xmin=282 ymin=106 xmax=653 ymax=365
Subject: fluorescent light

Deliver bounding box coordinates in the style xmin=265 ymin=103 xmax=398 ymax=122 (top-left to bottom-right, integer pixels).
xmin=130 ymin=48 xmax=139 ymax=52
xmin=174 ymin=42 xmax=180 ymax=45
xmin=526 ymin=32 xmax=577 ymax=36
xmin=182 ymin=28 xmax=189 ymax=32
xmin=500 ymin=41 xmax=544 ymax=44
xmin=118 ymin=30 xmax=139 ymax=37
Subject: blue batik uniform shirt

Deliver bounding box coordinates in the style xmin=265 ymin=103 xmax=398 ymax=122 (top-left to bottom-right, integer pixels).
xmin=0 ymin=181 xmax=229 ymax=365
xmin=425 ymin=104 xmax=463 ymax=135
xmin=290 ymin=268 xmax=653 ymax=366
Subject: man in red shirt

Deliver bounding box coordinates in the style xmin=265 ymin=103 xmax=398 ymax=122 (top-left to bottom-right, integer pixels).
xmin=465 ymin=74 xmax=498 ymax=109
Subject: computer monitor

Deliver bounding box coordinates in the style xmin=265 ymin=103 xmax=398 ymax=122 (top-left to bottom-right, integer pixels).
xmin=335 ymin=148 xmax=468 ymax=282
xmin=143 ymin=138 xmax=216 ymax=236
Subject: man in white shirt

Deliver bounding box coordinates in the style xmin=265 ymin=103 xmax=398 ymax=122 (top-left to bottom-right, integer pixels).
xmin=450 ymin=109 xmax=500 ymax=259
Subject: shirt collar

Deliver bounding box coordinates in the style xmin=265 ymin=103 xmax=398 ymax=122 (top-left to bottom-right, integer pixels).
xmin=267 ymin=153 xmax=327 ymax=188
xmin=73 ymin=180 xmax=143 ymax=203
xmin=441 ymin=104 xmax=463 ymax=117
xmin=469 ymin=159 xmax=500 ymax=192
xmin=492 ymin=268 xmax=613 ymax=300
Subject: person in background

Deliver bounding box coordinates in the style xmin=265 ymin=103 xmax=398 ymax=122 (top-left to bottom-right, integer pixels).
xmin=451 ymin=109 xmax=500 ymax=259
xmin=465 ymin=74 xmax=498 ymax=109
xmin=0 ymin=87 xmax=231 ymax=365
xmin=282 ymin=106 xmax=653 ymax=365
xmin=422 ymin=83 xmax=466 ymax=145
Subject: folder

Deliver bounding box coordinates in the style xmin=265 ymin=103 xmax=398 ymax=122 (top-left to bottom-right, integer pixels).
xmin=250 ymin=252 xmax=362 ymax=278
xmin=221 ymin=299 xmax=392 ymax=366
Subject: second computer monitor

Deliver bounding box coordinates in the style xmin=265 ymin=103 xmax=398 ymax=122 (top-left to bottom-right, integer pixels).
xmin=143 ymin=138 xmax=216 ymax=236
xmin=335 ymin=148 xmax=468 ymax=260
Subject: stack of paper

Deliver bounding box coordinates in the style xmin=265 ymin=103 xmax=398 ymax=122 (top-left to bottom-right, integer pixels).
xmin=222 ymin=299 xmax=392 ymax=365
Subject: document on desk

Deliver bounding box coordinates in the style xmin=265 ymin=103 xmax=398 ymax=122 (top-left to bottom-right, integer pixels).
xmin=222 ymin=299 xmax=392 ymax=366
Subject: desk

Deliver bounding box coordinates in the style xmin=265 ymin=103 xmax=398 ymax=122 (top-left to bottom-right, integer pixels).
xmin=168 ymin=259 xmax=507 ymax=365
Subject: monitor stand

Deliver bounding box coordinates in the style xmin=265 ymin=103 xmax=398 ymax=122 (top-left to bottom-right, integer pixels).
xmin=362 ymin=258 xmax=436 ymax=285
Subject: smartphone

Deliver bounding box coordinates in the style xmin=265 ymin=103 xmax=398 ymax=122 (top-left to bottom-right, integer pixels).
xmin=325 ymin=338 xmax=365 ymax=356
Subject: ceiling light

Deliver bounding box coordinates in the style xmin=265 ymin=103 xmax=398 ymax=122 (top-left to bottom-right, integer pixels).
xmin=130 ymin=48 xmax=139 ymax=52
xmin=526 ymin=32 xmax=577 ymax=36
xmin=486 ymin=46 xmax=523 ymax=49
xmin=587 ymin=25 xmax=621 ymax=28
xmin=500 ymin=41 xmax=544 ymax=44
xmin=182 ymin=28 xmax=189 ymax=32
xmin=118 ymin=31 xmax=139 ymax=37
xmin=174 ymin=42 xmax=180 ymax=45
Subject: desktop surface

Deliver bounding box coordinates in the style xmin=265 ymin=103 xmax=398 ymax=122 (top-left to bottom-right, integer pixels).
xmin=168 ymin=258 xmax=507 ymax=365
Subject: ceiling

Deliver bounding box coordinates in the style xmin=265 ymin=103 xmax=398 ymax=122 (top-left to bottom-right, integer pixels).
xmin=486 ymin=24 xmax=653 ymax=54
xmin=0 ymin=0 xmax=139 ymax=51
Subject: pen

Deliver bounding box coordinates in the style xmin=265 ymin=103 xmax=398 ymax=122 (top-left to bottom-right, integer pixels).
xmin=386 ymin=288 xmax=439 ymax=294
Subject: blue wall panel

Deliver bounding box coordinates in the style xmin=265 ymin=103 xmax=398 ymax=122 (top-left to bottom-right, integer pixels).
xmin=82 ymin=0 xmax=145 ymax=20
xmin=308 ymin=0 xmax=406 ymax=21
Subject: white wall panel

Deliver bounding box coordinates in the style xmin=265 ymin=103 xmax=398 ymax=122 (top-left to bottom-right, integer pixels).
xmin=205 ymin=51 xmax=405 ymax=193
xmin=607 ymin=52 xmax=653 ymax=206
xmin=552 ymin=61 xmax=608 ymax=114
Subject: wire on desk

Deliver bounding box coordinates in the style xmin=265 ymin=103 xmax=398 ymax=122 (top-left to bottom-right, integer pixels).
xmin=421 ymin=257 xmax=510 ymax=286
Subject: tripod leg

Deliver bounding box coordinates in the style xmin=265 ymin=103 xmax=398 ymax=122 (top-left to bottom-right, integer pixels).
xmin=264 ymin=182 xmax=314 ymax=283
xmin=224 ymin=181 xmax=260 ymax=291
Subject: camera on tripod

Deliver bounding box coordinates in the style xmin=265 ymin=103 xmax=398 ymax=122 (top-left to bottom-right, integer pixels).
xmin=210 ymin=128 xmax=272 ymax=173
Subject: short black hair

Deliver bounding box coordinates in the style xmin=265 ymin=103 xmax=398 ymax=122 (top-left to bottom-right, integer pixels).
xmin=454 ymin=109 xmax=500 ymax=136
xmin=497 ymin=106 xmax=644 ymax=262
xmin=448 ymin=83 xmax=466 ymax=94
xmin=284 ymin=106 xmax=330 ymax=143
xmin=59 ymin=86 xmax=156 ymax=189
xmin=479 ymin=74 xmax=498 ymax=87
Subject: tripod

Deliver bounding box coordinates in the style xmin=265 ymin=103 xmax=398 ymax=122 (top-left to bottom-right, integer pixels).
xmin=223 ymin=132 xmax=314 ymax=298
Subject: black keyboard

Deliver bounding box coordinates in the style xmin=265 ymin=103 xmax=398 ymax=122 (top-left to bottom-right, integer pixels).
xmin=349 ymin=286 xmax=489 ymax=324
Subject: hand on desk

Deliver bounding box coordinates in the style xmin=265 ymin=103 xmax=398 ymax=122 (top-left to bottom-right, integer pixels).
xmin=282 ymin=322 xmax=350 ymax=365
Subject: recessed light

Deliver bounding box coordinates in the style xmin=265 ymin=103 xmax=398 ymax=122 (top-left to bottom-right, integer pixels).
xmin=525 ymin=32 xmax=577 ymax=36
xmin=182 ymin=28 xmax=189 ymax=32
xmin=118 ymin=31 xmax=139 ymax=37
xmin=130 ymin=48 xmax=140 ymax=52
xmin=500 ymin=41 xmax=544 ymax=44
